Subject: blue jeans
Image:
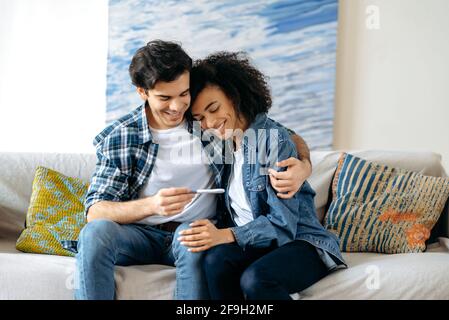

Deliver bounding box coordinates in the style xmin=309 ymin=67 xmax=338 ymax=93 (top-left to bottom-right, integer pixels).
xmin=74 ymin=219 xmax=209 ymax=300
xmin=203 ymin=240 xmax=331 ymax=300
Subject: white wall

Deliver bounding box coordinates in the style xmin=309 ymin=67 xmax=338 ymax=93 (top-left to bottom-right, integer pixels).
xmin=334 ymin=0 xmax=449 ymax=172
xmin=0 ymin=0 xmax=108 ymax=154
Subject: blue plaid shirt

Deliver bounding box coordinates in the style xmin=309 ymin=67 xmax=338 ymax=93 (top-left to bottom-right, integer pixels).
xmin=84 ymin=103 xmax=225 ymax=217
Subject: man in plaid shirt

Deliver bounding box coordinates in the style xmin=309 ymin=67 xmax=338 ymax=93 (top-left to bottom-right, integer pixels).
xmin=75 ymin=40 xmax=313 ymax=300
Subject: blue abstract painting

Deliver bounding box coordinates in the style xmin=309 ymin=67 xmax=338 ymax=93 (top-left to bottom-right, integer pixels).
xmin=107 ymin=0 xmax=338 ymax=150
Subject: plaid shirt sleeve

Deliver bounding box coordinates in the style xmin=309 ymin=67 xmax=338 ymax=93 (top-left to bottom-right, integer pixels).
xmin=84 ymin=134 xmax=131 ymax=217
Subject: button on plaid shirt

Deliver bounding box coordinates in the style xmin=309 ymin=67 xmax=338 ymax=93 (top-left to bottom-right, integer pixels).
xmin=84 ymin=103 xmax=225 ymax=216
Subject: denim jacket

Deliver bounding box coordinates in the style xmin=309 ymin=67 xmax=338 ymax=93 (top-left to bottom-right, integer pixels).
xmin=223 ymin=113 xmax=346 ymax=266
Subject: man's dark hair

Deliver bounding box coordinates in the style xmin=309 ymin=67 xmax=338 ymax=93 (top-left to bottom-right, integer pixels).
xmin=129 ymin=40 xmax=192 ymax=90
xmin=190 ymin=51 xmax=272 ymax=124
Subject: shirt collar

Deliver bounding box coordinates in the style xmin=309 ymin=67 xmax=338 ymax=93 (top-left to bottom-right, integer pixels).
xmin=138 ymin=102 xmax=153 ymax=145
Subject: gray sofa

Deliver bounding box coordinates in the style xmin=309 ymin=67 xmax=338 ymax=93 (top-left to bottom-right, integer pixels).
xmin=1 ymin=150 xmax=448 ymax=299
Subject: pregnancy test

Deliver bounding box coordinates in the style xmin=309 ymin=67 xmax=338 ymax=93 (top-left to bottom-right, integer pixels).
xmin=193 ymin=188 xmax=225 ymax=194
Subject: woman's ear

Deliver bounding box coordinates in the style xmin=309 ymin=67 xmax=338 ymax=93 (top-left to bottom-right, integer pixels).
xmin=136 ymin=87 xmax=148 ymax=101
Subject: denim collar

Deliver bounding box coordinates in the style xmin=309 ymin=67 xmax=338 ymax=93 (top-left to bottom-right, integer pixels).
xmin=241 ymin=113 xmax=269 ymax=151
xmin=248 ymin=113 xmax=269 ymax=131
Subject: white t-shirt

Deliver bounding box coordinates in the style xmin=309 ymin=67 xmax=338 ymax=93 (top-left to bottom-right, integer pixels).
xmin=137 ymin=120 xmax=216 ymax=225
xmin=228 ymin=147 xmax=254 ymax=226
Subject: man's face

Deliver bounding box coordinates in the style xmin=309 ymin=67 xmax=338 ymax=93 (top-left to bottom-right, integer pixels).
xmin=137 ymin=71 xmax=190 ymax=129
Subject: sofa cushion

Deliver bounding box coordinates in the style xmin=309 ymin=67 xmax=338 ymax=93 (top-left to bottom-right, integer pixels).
xmin=1 ymin=239 xmax=448 ymax=299
xmin=0 ymin=240 xmax=175 ymax=300
xmin=300 ymin=238 xmax=449 ymax=300
xmin=16 ymin=167 xmax=88 ymax=257
xmin=324 ymin=153 xmax=449 ymax=253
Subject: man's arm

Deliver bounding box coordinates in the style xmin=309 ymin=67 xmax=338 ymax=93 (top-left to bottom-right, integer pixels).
xmin=268 ymin=119 xmax=312 ymax=169
xmin=268 ymin=132 xmax=312 ymax=199
xmin=87 ymin=188 xmax=194 ymax=224
xmin=85 ymin=135 xmax=194 ymax=224
xmin=87 ymin=198 xmax=153 ymax=224
xmin=290 ymin=134 xmax=311 ymax=168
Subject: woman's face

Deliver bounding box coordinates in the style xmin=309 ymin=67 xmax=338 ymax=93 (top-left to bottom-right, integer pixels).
xmin=191 ymin=85 xmax=243 ymax=140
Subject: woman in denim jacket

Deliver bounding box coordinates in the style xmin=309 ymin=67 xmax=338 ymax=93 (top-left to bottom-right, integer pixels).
xmin=178 ymin=52 xmax=346 ymax=300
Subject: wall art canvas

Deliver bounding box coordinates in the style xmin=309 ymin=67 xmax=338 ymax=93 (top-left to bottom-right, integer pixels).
xmin=107 ymin=0 xmax=339 ymax=149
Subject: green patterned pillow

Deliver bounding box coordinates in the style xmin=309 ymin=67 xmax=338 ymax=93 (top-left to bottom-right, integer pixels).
xmin=16 ymin=166 xmax=88 ymax=257
xmin=324 ymin=153 xmax=449 ymax=253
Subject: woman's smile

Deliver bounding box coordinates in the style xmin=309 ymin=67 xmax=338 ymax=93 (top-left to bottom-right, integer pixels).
xmin=213 ymin=120 xmax=226 ymax=135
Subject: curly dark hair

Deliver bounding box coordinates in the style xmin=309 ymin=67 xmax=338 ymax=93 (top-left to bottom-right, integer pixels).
xmin=190 ymin=52 xmax=272 ymax=124
xmin=129 ymin=39 xmax=192 ymax=90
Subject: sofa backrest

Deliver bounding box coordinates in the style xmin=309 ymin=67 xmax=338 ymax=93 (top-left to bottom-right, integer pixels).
xmin=0 ymin=150 xmax=447 ymax=241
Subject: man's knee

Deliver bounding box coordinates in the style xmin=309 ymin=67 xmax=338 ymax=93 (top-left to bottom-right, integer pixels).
xmin=172 ymin=222 xmax=205 ymax=262
xmin=78 ymin=219 xmax=120 ymax=254
xmin=173 ymin=222 xmax=191 ymax=240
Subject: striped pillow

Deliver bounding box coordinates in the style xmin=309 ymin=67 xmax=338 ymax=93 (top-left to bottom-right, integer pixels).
xmin=324 ymin=153 xmax=449 ymax=253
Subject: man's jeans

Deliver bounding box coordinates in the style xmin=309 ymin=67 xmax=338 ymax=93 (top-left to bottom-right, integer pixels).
xmin=74 ymin=219 xmax=209 ymax=300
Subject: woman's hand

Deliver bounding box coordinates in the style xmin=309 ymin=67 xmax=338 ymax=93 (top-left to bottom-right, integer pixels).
xmin=178 ymin=219 xmax=235 ymax=252
xmin=268 ymin=157 xmax=312 ymax=199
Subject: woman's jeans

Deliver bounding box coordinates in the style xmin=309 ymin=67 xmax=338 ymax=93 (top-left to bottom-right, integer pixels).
xmin=74 ymin=219 xmax=208 ymax=300
xmin=203 ymin=240 xmax=331 ymax=300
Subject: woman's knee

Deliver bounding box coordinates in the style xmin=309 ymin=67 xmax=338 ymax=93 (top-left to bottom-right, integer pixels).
xmin=240 ymin=264 xmax=270 ymax=298
xmin=240 ymin=266 xmax=261 ymax=293
xmin=202 ymin=245 xmax=234 ymax=275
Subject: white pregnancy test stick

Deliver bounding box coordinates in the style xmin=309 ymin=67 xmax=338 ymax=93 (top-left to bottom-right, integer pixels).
xmin=194 ymin=188 xmax=225 ymax=194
